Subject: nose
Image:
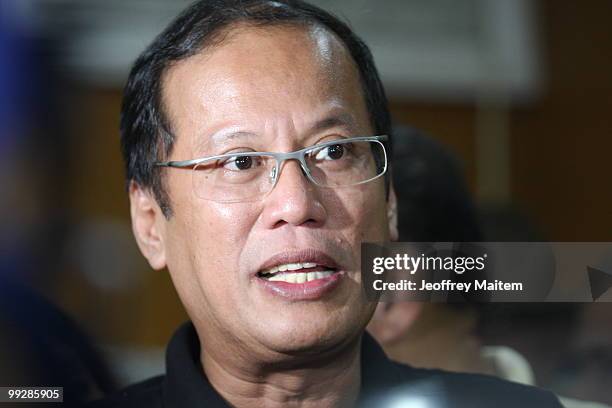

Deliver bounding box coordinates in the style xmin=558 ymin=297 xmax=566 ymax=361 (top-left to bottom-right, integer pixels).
xmin=261 ymin=159 xmax=327 ymax=229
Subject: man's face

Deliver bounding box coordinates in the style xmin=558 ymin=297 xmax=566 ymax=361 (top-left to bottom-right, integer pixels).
xmin=147 ymin=24 xmax=393 ymax=359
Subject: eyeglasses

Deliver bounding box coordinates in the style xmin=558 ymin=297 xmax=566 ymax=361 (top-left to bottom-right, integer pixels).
xmin=155 ymin=135 xmax=388 ymax=203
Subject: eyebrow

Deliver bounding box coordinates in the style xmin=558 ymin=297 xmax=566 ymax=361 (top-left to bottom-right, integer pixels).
xmin=196 ymin=129 xmax=257 ymax=154
xmin=198 ymin=112 xmax=360 ymax=153
xmin=309 ymin=112 xmax=359 ymax=135
xmin=211 ymin=130 xmax=257 ymax=146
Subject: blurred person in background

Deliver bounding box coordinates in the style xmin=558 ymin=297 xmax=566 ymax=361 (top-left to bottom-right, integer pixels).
xmin=367 ymin=126 xmax=610 ymax=408
xmin=91 ymin=1 xmax=562 ymax=407
xmin=0 ymin=2 xmax=117 ymax=404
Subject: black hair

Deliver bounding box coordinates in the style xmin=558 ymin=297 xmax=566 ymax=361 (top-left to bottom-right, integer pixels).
xmin=121 ymin=0 xmax=391 ymax=217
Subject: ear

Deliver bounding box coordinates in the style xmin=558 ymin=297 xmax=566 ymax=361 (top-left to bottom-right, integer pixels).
xmin=129 ymin=181 xmax=167 ymax=270
xmin=367 ymin=302 xmax=423 ymax=345
xmin=387 ymin=184 xmax=399 ymax=241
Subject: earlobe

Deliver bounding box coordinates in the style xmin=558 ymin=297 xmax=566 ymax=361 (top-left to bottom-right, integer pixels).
xmin=387 ymin=185 xmax=399 ymax=241
xmin=129 ymin=181 xmax=167 ymax=270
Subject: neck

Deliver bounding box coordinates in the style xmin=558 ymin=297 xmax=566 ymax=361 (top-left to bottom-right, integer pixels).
xmin=201 ymin=335 xmax=362 ymax=408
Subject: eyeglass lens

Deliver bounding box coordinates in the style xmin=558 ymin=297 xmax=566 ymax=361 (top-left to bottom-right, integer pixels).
xmin=192 ymin=140 xmax=386 ymax=202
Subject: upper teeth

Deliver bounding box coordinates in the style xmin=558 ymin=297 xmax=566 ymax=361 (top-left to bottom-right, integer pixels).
xmin=262 ymin=262 xmax=318 ymax=274
xmin=267 ymin=271 xmax=335 ymax=283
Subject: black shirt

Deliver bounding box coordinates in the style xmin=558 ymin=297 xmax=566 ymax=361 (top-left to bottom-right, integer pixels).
xmin=90 ymin=322 xmax=563 ymax=407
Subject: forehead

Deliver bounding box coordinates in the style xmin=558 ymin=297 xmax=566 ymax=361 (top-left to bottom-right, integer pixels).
xmin=161 ymin=23 xmax=370 ymax=152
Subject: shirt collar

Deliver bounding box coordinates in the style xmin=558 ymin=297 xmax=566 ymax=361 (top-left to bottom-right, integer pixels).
xmin=162 ymin=322 xmax=229 ymax=407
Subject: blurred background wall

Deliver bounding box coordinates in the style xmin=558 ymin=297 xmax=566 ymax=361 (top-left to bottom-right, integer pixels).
xmin=1 ymin=0 xmax=611 ymax=404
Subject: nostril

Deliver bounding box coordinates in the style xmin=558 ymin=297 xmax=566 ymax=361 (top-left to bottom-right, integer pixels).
xmin=271 ymin=219 xmax=287 ymax=229
xmin=271 ymin=218 xmax=318 ymax=230
xmin=303 ymin=218 xmax=319 ymax=227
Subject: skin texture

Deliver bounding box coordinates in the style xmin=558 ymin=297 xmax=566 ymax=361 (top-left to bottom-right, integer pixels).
xmin=130 ymin=23 xmax=397 ymax=408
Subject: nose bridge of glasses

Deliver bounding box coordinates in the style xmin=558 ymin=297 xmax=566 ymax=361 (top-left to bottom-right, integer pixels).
xmin=270 ymin=150 xmax=311 ymax=188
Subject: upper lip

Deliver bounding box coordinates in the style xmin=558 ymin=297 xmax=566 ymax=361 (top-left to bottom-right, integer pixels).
xmin=255 ymin=249 xmax=340 ymax=276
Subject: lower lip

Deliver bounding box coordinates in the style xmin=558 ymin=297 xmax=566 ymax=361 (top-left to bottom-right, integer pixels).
xmin=256 ymin=271 xmax=344 ymax=300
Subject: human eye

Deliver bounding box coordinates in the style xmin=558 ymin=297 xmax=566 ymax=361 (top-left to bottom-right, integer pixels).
xmin=312 ymin=142 xmax=351 ymax=162
xmin=215 ymin=149 xmax=270 ymax=172
xmin=221 ymin=154 xmax=256 ymax=171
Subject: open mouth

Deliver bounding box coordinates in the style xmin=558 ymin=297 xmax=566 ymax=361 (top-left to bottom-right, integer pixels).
xmin=257 ymin=262 xmax=339 ymax=283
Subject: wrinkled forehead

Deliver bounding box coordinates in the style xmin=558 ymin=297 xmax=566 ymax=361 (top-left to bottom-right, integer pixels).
xmin=161 ymin=22 xmax=369 ymax=155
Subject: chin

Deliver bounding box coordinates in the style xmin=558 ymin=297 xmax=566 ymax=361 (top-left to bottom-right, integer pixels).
xmin=253 ymin=307 xmax=368 ymax=355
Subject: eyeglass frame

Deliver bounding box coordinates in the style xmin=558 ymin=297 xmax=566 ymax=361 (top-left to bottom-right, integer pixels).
xmin=154 ymin=135 xmax=388 ymax=198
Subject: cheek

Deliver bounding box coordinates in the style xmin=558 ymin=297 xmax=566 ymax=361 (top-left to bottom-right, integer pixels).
xmin=168 ymin=170 xmax=256 ymax=248
xmin=165 ymin=200 xmax=261 ymax=318
xmin=165 ymin=190 xmax=260 ymax=280
xmin=186 ymin=201 xmax=258 ymax=269
xmin=334 ymin=182 xmax=389 ymax=241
